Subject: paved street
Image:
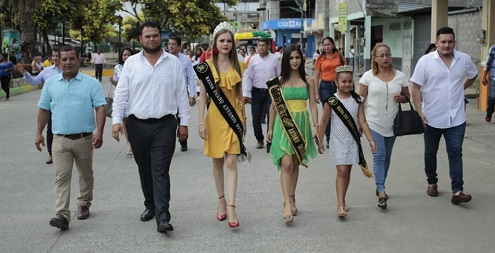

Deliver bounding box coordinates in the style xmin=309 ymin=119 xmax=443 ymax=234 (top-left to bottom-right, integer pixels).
xmin=0 ymin=75 xmax=494 ymax=253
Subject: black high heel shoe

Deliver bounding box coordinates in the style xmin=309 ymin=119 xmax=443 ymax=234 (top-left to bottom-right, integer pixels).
xmin=378 ymin=197 xmax=387 ymax=209
xmin=376 ymin=189 xmax=389 ymax=200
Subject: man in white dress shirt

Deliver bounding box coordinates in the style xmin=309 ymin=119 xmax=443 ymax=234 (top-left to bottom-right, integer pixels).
xmin=411 ymin=27 xmax=477 ymax=205
xmin=92 ymin=48 xmax=105 ymax=82
xmin=168 ymin=36 xmax=196 ymax=152
xmin=243 ymin=39 xmax=281 ymax=149
xmin=112 ymin=21 xmax=190 ymax=233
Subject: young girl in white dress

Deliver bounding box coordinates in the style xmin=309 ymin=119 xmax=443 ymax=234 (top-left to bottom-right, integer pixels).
xmin=318 ymin=65 xmax=376 ymax=218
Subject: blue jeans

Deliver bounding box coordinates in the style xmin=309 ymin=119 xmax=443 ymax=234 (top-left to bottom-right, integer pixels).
xmin=319 ymin=81 xmax=337 ymax=142
xmin=370 ymin=129 xmax=396 ymax=192
xmin=487 ymin=79 xmax=495 ymax=117
xmin=424 ymin=122 xmax=466 ymax=193
xmin=251 ymin=88 xmax=271 ymax=142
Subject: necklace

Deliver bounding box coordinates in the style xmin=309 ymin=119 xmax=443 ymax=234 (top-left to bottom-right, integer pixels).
xmin=381 ymin=70 xmax=393 ymax=114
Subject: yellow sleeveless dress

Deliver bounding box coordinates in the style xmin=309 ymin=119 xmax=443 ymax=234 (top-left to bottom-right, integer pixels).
xmin=204 ymin=60 xmax=247 ymax=158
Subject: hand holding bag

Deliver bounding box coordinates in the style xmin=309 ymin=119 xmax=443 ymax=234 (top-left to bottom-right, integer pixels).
xmin=105 ymin=84 xmax=114 ymax=118
xmin=393 ymin=97 xmax=424 ymax=136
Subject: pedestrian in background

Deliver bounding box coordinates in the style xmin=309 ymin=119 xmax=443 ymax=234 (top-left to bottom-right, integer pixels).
xmin=314 ymin=37 xmax=346 ymax=148
xmin=109 ymin=47 xmax=134 ymax=157
xmin=198 ymin=27 xmax=246 ymax=229
xmin=242 ymin=39 xmax=281 ymax=150
xmin=0 ymin=53 xmax=14 ymax=101
xmin=35 ymin=45 xmax=106 ymax=230
xmin=411 ymin=27 xmax=478 ymax=205
xmin=112 ymin=21 xmax=189 ymax=233
xmin=168 ymin=36 xmax=197 ymax=152
xmin=482 ymin=43 xmax=495 ymax=122
xmin=318 ymin=65 xmax=376 ymax=218
xmin=17 ymin=47 xmax=62 ymax=164
xmin=266 ymin=45 xmax=318 ymax=224
xmin=93 ymin=48 xmax=105 ymax=82
xmin=359 ymin=43 xmax=410 ymax=209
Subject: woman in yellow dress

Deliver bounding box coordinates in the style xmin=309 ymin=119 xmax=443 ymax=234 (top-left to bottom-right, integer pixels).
xmin=198 ymin=28 xmax=247 ymax=228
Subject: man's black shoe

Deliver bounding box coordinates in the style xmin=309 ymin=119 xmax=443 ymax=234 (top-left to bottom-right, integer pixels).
xmin=140 ymin=208 xmax=155 ymax=222
xmin=157 ymin=220 xmax=174 ymax=233
xmin=181 ymin=145 xmax=188 ymax=152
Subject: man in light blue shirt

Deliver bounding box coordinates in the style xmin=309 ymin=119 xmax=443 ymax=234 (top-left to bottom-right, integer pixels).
xmin=36 ymin=45 xmax=106 ymax=230
xmin=16 ymin=48 xmax=62 ymax=164
xmin=168 ymin=36 xmax=196 ymax=151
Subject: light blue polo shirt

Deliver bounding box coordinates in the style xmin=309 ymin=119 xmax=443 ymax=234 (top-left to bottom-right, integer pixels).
xmin=38 ymin=72 xmax=106 ymax=134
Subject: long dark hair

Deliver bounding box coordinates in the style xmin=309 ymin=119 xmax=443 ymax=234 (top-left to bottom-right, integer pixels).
xmin=280 ymin=45 xmax=308 ymax=86
xmin=118 ymin=47 xmax=134 ymax=65
xmin=211 ymin=29 xmax=242 ymax=96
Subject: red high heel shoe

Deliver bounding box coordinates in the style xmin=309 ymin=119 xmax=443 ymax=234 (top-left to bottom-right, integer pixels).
xmin=217 ymin=195 xmax=227 ymax=221
xmin=227 ymin=205 xmax=239 ymax=228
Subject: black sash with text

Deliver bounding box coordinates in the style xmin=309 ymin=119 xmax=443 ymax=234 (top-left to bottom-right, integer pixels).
xmin=266 ymin=77 xmax=306 ymax=166
xmin=193 ymin=62 xmax=248 ymax=161
xmin=326 ymin=96 xmax=373 ymax=178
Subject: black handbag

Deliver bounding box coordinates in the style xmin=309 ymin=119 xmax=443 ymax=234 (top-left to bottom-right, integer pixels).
xmin=393 ymin=97 xmax=424 ymax=136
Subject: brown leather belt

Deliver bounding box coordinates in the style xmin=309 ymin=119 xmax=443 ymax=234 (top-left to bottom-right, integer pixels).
xmin=57 ymin=133 xmax=92 ymax=140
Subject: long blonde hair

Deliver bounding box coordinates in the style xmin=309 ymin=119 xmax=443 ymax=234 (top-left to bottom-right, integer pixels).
xmin=211 ymin=29 xmax=242 ymax=96
xmin=371 ymin=43 xmax=394 ymax=75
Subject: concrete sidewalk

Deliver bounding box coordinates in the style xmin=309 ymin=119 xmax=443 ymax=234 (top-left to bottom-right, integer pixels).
xmin=0 ymin=77 xmax=494 ymax=253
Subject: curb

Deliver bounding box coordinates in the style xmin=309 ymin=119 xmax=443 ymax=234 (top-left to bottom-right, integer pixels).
xmin=0 ymin=84 xmax=42 ymax=99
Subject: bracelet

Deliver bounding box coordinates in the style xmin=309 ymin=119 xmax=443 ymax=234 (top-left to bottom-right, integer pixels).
xmin=313 ymin=124 xmax=319 ymax=127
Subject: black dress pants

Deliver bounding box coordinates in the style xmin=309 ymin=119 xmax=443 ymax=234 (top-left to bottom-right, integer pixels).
xmin=126 ymin=114 xmax=177 ymax=222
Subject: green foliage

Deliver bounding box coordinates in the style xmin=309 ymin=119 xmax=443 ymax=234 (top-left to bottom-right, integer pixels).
xmin=33 ymin=0 xmax=122 ymax=43
xmin=121 ymin=0 xmax=238 ymax=41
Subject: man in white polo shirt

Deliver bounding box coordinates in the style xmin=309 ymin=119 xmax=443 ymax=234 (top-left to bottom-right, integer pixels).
xmin=411 ymin=27 xmax=478 ymax=205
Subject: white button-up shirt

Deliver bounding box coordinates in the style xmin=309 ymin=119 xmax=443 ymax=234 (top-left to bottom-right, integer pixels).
xmin=410 ymin=50 xmax=478 ymax=129
xmin=242 ymin=53 xmax=281 ymax=98
xmin=175 ymin=53 xmax=196 ymax=96
xmin=112 ymin=49 xmax=190 ymax=125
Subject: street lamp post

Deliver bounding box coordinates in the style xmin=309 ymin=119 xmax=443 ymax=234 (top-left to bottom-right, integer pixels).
xmin=118 ymin=16 xmax=123 ymax=54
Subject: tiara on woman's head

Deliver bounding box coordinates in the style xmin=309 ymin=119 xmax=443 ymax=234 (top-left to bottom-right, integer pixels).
xmin=213 ymin=22 xmax=235 ymax=38
xmin=335 ymin=65 xmax=354 ymax=73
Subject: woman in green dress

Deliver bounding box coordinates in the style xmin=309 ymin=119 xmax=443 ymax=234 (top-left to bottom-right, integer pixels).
xmin=266 ymin=45 xmax=319 ymax=224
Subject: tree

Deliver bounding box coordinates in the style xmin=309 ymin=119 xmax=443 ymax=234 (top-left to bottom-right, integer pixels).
xmin=8 ymin=0 xmax=43 ymax=54
xmin=119 ymin=0 xmax=238 ymax=41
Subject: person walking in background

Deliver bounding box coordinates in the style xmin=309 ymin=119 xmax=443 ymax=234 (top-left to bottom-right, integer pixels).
xmin=266 ymin=45 xmax=318 ymax=224
xmin=359 ymin=43 xmax=410 ymax=209
xmin=197 ymin=27 xmax=246 ymax=229
xmin=31 ymin=54 xmax=43 ymax=75
xmin=0 ymin=53 xmax=14 ymax=101
xmin=112 ymin=21 xmax=189 ymax=233
xmin=314 ymin=37 xmax=346 ymax=148
xmin=411 ymin=27 xmax=478 ymax=205
xmin=424 ymin=43 xmax=437 ymax=55
xmin=242 ymin=39 xmax=281 ymax=149
xmin=17 ymin=47 xmax=62 ymax=164
xmin=312 ymin=49 xmax=320 ymax=66
xmin=109 ymin=47 xmax=134 ymax=157
xmin=168 ymin=36 xmax=197 ymax=152
xmin=318 ymin=65 xmax=376 ymax=218
xmin=245 ymin=46 xmax=256 ymax=66
xmin=482 ymin=43 xmax=495 ymax=122
xmin=93 ymin=48 xmax=105 ymax=82
xmin=35 ymin=45 xmax=106 ymax=230
xmin=349 ymin=45 xmax=355 ymax=68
